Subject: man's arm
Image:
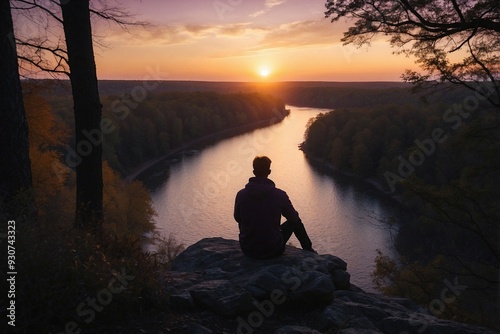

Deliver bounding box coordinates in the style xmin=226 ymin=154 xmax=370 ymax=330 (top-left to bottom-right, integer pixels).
xmin=280 ymin=191 xmax=300 ymax=223
xmin=234 ymin=193 xmax=241 ymax=223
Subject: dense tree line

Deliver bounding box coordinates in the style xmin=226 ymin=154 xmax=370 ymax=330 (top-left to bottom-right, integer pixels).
xmin=302 ymin=91 xmax=499 ymax=328
xmin=302 ymin=101 xmax=447 ymax=182
xmin=47 ymin=90 xmax=286 ymax=175
xmin=285 ymin=86 xmax=418 ymax=109
xmin=278 ymin=85 xmax=472 ymax=110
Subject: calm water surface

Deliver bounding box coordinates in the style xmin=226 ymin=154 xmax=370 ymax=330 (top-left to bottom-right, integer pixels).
xmin=149 ymin=106 xmax=406 ymax=292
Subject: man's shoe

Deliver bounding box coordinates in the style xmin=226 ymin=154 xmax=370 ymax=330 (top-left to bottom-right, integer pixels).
xmin=304 ymin=247 xmax=318 ymax=254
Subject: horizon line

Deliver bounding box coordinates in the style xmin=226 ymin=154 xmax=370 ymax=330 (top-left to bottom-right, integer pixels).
xmin=21 ymin=78 xmax=410 ymax=84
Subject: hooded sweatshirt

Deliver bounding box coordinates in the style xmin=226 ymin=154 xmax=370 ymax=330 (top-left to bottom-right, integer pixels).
xmin=234 ymin=177 xmax=299 ymax=259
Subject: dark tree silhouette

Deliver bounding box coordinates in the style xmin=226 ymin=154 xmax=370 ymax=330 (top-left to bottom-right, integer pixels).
xmin=12 ymin=0 xmax=146 ymax=76
xmin=325 ymin=0 xmax=500 ymax=106
xmin=60 ymin=0 xmax=103 ymax=230
xmin=10 ymin=0 xmax=147 ymax=229
xmin=324 ymin=2 xmax=499 ymax=326
xmin=0 ymin=0 xmax=35 ymax=222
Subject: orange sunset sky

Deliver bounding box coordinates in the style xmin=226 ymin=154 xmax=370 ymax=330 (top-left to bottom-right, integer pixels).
xmin=21 ymin=0 xmax=419 ymax=82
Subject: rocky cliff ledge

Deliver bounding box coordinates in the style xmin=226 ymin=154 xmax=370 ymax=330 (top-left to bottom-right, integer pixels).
xmin=162 ymin=238 xmax=496 ymax=334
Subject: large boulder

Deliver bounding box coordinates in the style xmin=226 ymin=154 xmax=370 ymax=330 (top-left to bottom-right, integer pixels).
xmin=162 ymin=238 xmax=497 ymax=333
xmin=320 ymin=290 xmax=497 ymax=333
xmin=165 ymin=237 xmax=349 ymax=316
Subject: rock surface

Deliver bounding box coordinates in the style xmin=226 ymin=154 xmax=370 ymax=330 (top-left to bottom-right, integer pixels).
xmin=162 ymin=237 xmax=497 ymax=333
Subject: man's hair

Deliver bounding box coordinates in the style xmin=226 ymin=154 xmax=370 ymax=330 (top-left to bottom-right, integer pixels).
xmin=253 ymin=156 xmax=271 ymax=177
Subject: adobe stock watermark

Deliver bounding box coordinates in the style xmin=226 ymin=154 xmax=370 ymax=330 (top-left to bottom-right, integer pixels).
xmin=338 ymin=43 xmax=363 ymax=64
xmin=401 ymin=276 xmax=467 ymax=334
xmin=213 ymin=0 xmax=243 ymax=20
xmin=338 ymin=20 xmax=374 ymax=64
xmin=237 ymin=257 xmax=319 ymax=334
xmin=384 ymin=86 xmax=495 ymax=192
xmin=51 ymin=65 xmax=168 ymax=181
xmin=8 ymin=11 xmax=36 ymax=51
xmin=177 ymin=107 xmax=290 ymax=224
xmin=50 ymin=267 xmax=135 ymax=334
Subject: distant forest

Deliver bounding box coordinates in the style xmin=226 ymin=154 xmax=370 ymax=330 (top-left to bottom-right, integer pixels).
xmin=40 ymin=84 xmax=286 ymax=175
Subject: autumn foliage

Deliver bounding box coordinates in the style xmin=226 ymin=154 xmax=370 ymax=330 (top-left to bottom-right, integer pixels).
xmin=11 ymin=84 xmax=180 ymax=333
xmin=24 ymin=84 xmax=155 ymax=235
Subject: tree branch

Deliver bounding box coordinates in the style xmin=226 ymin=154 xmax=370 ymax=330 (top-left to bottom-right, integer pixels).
xmin=18 ymin=55 xmax=69 ymax=76
xmin=16 ymin=37 xmax=68 ymax=62
xmin=450 ymin=0 xmax=466 ymax=23
xmin=13 ymin=0 xmax=63 ymax=24
xmin=467 ymin=40 xmax=500 ymax=103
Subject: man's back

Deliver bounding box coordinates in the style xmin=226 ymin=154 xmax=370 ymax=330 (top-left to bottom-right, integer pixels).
xmin=234 ymin=176 xmax=299 ymax=258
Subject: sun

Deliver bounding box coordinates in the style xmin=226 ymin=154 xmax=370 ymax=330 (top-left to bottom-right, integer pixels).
xmin=259 ymin=67 xmax=271 ymax=78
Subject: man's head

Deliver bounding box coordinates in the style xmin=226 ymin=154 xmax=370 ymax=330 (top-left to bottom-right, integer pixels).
xmin=253 ymin=156 xmax=271 ymax=178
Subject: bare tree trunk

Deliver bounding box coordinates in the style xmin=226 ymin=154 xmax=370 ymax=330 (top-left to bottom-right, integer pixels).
xmin=60 ymin=0 xmax=103 ymax=230
xmin=0 ymin=0 xmax=35 ymax=223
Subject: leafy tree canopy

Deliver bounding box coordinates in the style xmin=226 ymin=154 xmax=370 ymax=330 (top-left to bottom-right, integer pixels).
xmin=325 ymin=0 xmax=500 ymax=106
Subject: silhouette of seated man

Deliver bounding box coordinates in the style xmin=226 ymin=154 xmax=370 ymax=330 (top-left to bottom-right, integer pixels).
xmin=234 ymin=156 xmax=316 ymax=259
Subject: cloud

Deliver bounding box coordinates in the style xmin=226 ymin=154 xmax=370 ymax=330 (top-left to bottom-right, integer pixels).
xmin=103 ymin=18 xmax=342 ymax=61
xmin=103 ymin=25 xmax=185 ymax=46
xmin=250 ymin=0 xmax=288 ymax=17
xmin=217 ymin=23 xmax=257 ymax=36
xmin=206 ymin=19 xmax=341 ymax=59
xmin=104 ymin=24 xmax=222 ymax=46
xmin=184 ymin=24 xmax=215 ymax=35
xmin=255 ymin=19 xmax=341 ymax=50
xmin=106 ymin=21 xmax=275 ymax=46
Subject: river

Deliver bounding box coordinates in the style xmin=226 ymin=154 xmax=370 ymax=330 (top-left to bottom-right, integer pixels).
xmin=147 ymin=106 xmax=406 ymax=292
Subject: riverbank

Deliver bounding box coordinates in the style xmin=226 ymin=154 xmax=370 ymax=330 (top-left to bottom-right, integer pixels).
xmin=124 ymin=111 xmax=289 ymax=183
xmin=301 ymin=151 xmax=408 ymax=208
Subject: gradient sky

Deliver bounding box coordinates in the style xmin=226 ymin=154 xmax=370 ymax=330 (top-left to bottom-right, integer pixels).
xmin=92 ymin=0 xmax=417 ymax=81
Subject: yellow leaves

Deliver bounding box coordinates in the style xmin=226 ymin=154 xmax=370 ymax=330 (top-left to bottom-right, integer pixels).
xmin=103 ymin=163 xmax=127 ymax=226
xmin=372 ymin=249 xmax=399 ymax=293
xmin=24 ymin=88 xmax=73 ymax=221
xmin=30 ymin=147 xmax=64 ymax=209
xmin=24 ymin=92 xmax=69 ymax=149
xmin=103 ymin=162 xmax=156 ymax=236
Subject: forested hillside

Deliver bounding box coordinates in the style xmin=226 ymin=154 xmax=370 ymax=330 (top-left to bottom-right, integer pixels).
xmin=46 ymin=88 xmax=286 ymax=175
xmin=302 ymin=87 xmax=499 ymax=328
xmin=283 ymin=83 xmax=477 ymax=108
